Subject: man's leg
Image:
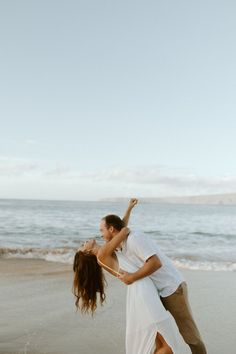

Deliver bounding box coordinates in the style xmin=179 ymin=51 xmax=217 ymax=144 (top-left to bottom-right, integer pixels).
xmin=161 ymin=282 xmax=207 ymax=354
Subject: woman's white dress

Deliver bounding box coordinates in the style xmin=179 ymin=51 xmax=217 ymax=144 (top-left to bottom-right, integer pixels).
xmin=116 ymin=251 xmax=181 ymax=354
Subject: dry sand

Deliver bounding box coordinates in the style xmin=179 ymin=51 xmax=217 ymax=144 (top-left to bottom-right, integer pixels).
xmin=0 ymin=258 xmax=235 ymax=354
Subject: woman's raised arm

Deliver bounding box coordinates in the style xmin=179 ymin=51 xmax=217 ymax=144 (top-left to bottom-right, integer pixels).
xmin=98 ymin=227 xmax=130 ymax=259
xmin=122 ymin=198 xmax=138 ymax=226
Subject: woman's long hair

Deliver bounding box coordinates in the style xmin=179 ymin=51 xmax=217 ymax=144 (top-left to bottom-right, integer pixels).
xmin=73 ymin=250 xmax=106 ymax=315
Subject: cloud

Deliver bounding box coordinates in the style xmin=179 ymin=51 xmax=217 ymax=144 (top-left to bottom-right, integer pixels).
xmin=74 ymin=166 xmax=236 ymax=195
xmin=0 ymin=157 xmax=73 ymax=178
xmin=0 ymin=157 xmax=39 ymax=176
xmin=39 ymin=164 xmax=236 ymax=196
xmin=1 ymin=138 xmax=38 ymax=145
xmin=24 ymin=139 xmax=37 ymax=145
xmin=44 ymin=166 xmax=72 ymax=177
xmin=1 ymin=158 xmax=236 ymax=196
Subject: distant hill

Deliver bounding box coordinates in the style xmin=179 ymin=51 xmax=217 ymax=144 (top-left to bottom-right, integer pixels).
xmin=101 ymin=193 xmax=236 ymax=205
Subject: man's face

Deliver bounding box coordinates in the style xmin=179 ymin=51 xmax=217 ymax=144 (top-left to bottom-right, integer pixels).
xmin=100 ymin=219 xmax=113 ymax=242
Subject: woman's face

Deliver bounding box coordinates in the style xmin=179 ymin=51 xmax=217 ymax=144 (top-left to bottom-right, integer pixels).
xmin=79 ymin=239 xmax=96 ymax=253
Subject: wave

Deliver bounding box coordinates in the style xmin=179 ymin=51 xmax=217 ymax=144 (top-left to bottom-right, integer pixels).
xmin=144 ymin=231 xmax=162 ymax=235
xmin=173 ymin=259 xmax=236 ymax=272
xmin=1 ymin=247 xmax=235 ymax=272
xmin=191 ymin=231 xmax=236 ymax=239
xmin=0 ymin=247 xmax=76 ymax=264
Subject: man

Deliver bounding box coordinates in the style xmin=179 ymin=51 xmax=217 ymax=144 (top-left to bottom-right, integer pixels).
xmin=100 ymin=199 xmax=207 ymax=354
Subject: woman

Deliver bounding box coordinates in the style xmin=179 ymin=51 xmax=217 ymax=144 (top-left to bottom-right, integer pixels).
xmin=73 ymin=200 xmax=181 ymax=354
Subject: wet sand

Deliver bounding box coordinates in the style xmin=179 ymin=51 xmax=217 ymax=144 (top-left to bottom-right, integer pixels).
xmin=0 ymin=258 xmax=235 ymax=354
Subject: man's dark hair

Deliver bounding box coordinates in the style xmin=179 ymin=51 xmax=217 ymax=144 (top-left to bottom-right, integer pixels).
xmin=102 ymin=214 xmax=124 ymax=231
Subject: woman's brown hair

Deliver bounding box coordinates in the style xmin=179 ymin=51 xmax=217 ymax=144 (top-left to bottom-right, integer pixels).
xmin=73 ymin=250 xmax=106 ymax=315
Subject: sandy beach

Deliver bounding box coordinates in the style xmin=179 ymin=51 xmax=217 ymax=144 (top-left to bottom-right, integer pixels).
xmin=0 ymin=258 xmax=235 ymax=354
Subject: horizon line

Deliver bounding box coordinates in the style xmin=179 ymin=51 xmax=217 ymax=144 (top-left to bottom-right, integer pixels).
xmin=0 ymin=192 xmax=236 ymax=203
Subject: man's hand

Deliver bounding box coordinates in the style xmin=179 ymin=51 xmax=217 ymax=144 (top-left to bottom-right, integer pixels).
xmin=128 ymin=198 xmax=138 ymax=210
xmin=118 ymin=271 xmax=135 ymax=285
xmin=119 ymin=255 xmax=162 ymax=285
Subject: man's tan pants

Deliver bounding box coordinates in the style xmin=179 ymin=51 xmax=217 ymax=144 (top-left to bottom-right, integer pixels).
xmin=161 ymin=282 xmax=207 ymax=354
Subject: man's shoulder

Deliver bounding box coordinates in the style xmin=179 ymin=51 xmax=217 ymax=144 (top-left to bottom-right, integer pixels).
xmin=129 ymin=229 xmax=143 ymax=235
xmin=125 ymin=229 xmax=138 ymax=245
xmin=127 ymin=229 xmax=148 ymax=244
xmin=128 ymin=229 xmax=143 ymax=239
xmin=128 ymin=229 xmax=159 ymax=249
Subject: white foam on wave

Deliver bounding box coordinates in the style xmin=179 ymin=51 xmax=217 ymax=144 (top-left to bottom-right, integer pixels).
xmin=45 ymin=252 xmax=74 ymax=264
xmin=173 ymin=259 xmax=236 ymax=272
xmin=1 ymin=247 xmax=235 ymax=271
xmin=0 ymin=247 xmax=75 ymax=264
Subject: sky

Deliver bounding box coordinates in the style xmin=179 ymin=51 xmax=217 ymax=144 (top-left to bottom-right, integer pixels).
xmin=0 ymin=0 xmax=236 ymax=200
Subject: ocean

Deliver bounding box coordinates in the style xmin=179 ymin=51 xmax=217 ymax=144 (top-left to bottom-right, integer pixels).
xmin=0 ymin=199 xmax=235 ymax=271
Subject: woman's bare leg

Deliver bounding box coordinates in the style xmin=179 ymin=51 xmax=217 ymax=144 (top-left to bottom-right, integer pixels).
xmin=154 ymin=333 xmax=173 ymax=354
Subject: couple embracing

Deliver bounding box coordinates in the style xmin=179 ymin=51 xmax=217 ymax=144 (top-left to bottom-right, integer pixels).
xmin=73 ymin=199 xmax=207 ymax=354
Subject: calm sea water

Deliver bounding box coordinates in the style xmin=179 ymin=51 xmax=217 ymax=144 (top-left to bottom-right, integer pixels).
xmin=0 ymin=199 xmax=236 ymax=271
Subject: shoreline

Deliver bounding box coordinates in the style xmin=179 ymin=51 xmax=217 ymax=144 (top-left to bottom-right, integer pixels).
xmin=1 ymin=258 xmax=236 ymax=354
xmin=1 ymin=252 xmax=235 ymax=273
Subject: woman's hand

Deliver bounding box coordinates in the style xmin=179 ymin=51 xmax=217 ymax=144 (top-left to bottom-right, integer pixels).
xmin=119 ymin=271 xmax=135 ymax=285
xmin=121 ymin=226 xmax=130 ymax=236
xmin=128 ymin=198 xmax=138 ymax=210
xmin=122 ymin=200 xmax=138 ymax=227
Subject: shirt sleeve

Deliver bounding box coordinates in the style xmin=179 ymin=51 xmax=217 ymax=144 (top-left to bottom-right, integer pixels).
xmin=129 ymin=232 xmax=157 ymax=262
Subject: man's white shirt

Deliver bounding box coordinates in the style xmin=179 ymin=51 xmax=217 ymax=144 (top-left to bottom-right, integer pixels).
xmin=121 ymin=230 xmax=185 ymax=297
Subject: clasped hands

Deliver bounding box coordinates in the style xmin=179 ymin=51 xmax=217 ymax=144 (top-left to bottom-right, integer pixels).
xmin=118 ymin=271 xmax=136 ymax=285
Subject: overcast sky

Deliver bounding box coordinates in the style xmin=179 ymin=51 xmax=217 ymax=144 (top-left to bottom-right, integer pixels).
xmin=0 ymin=0 xmax=236 ymax=200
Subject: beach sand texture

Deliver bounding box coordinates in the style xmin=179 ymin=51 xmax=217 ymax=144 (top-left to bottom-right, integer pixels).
xmin=0 ymin=258 xmax=235 ymax=354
